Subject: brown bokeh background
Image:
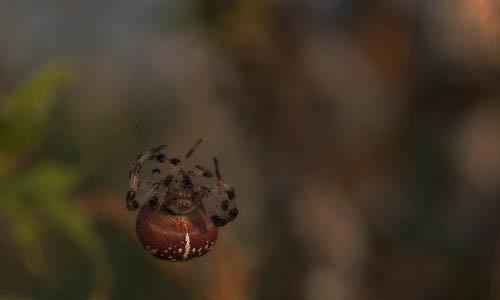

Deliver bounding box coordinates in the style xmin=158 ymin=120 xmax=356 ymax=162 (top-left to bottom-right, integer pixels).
xmin=1 ymin=0 xmax=500 ymax=299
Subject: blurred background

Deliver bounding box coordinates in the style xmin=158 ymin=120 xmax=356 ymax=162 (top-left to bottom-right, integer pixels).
xmin=1 ymin=0 xmax=500 ymax=299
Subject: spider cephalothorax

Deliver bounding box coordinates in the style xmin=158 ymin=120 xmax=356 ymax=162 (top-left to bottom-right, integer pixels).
xmin=126 ymin=139 xmax=238 ymax=261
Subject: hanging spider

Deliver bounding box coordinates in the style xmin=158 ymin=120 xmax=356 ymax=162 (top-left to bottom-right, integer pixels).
xmin=126 ymin=139 xmax=238 ymax=261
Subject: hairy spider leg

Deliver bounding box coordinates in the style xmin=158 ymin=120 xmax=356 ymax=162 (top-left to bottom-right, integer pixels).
xmin=155 ymin=174 xmax=174 ymax=211
xmin=193 ymin=165 xmax=214 ymax=178
xmin=185 ymin=138 xmax=203 ymax=160
xmin=151 ymin=154 xmax=164 ymax=178
xmin=164 ymin=138 xmax=203 ymax=172
xmin=209 ymin=157 xmax=238 ymax=226
xmin=126 ymin=145 xmax=167 ymax=210
xmin=144 ymin=158 xmax=164 ymax=199
xmin=211 ymin=158 xmax=235 ymax=201
xmin=165 ymin=138 xmax=204 ymax=183
xmin=176 ymin=140 xmax=216 ymax=189
xmin=212 ymin=157 xmax=227 ymax=226
xmin=223 ymin=182 xmax=238 ymax=222
xmin=149 ymin=139 xmax=204 ymax=212
xmin=141 ymin=182 xmax=161 ymax=207
xmin=213 ymin=157 xmax=222 ymax=181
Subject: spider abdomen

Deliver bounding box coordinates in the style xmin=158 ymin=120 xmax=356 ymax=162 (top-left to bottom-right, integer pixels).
xmin=135 ymin=203 xmax=218 ymax=261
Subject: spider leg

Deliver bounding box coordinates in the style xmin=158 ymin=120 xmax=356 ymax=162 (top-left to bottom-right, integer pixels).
xmin=156 ymin=175 xmax=174 ymax=211
xmin=139 ymin=139 xmax=203 ymax=212
xmin=205 ymin=157 xmax=238 ymax=227
xmin=126 ymin=144 xmax=167 ymax=211
xmin=222 ymin=182 xmax=238 ymax=221
xmin=193 ymin=165 xmax=214 ymax=178
xmin=137 ymin=182 xmax=160 ymax=208
xmin=151 ymin=154 xmax=165 ymax=182
xmin=185 ymin=138 xmax=203 ymax=160
xmin=213 ymin=157 xmax=222 ymax=181
xmin=167 ymin=138 xmax=203 ymax=171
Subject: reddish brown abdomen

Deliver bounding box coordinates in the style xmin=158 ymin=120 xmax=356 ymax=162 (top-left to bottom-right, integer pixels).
xmin=136 ymin=204 xmax=218 ymax=261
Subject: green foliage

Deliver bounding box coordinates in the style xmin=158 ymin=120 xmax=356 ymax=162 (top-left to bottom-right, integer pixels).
xmin=0 ymin=65 xmax=70 ymax=151
xmin=0 ymin=65 xmax=110 ymax=299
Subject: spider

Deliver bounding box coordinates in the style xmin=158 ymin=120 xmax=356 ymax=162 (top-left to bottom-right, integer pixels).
xmin=126 ymin=139 xmax=238 ymax=261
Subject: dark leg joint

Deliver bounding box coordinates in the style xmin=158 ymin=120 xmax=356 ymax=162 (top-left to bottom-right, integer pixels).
xmin=195 ymin=165 xmax=213 ymax=178
xmin=182 ymin=173 xmax=193 ymax=188
xmin=221 ymin=200 xmax=229 ymax=210
xmin=149 ymin=196 xmax=159 ymax=207
xmin=127 ymin=201 xmax=139 ymax=211
xmin=156 ymin=154 xmax=166 ymax=163
xmin=126 ymin=190 xmax=139 ymax=210
xmin=211 ymin=216 xmax=228 ymax=227
xmin=126 ymin=190 xmax=136 ymax=202
xmin=228 ymin=208 xmax=239 ymax=221
xmin=226 ymin=188 xmax=235 ymax=200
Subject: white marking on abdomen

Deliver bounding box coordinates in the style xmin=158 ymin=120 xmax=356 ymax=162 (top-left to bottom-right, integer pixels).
xmin=183 ymin=232 xmax=191 ymax=259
